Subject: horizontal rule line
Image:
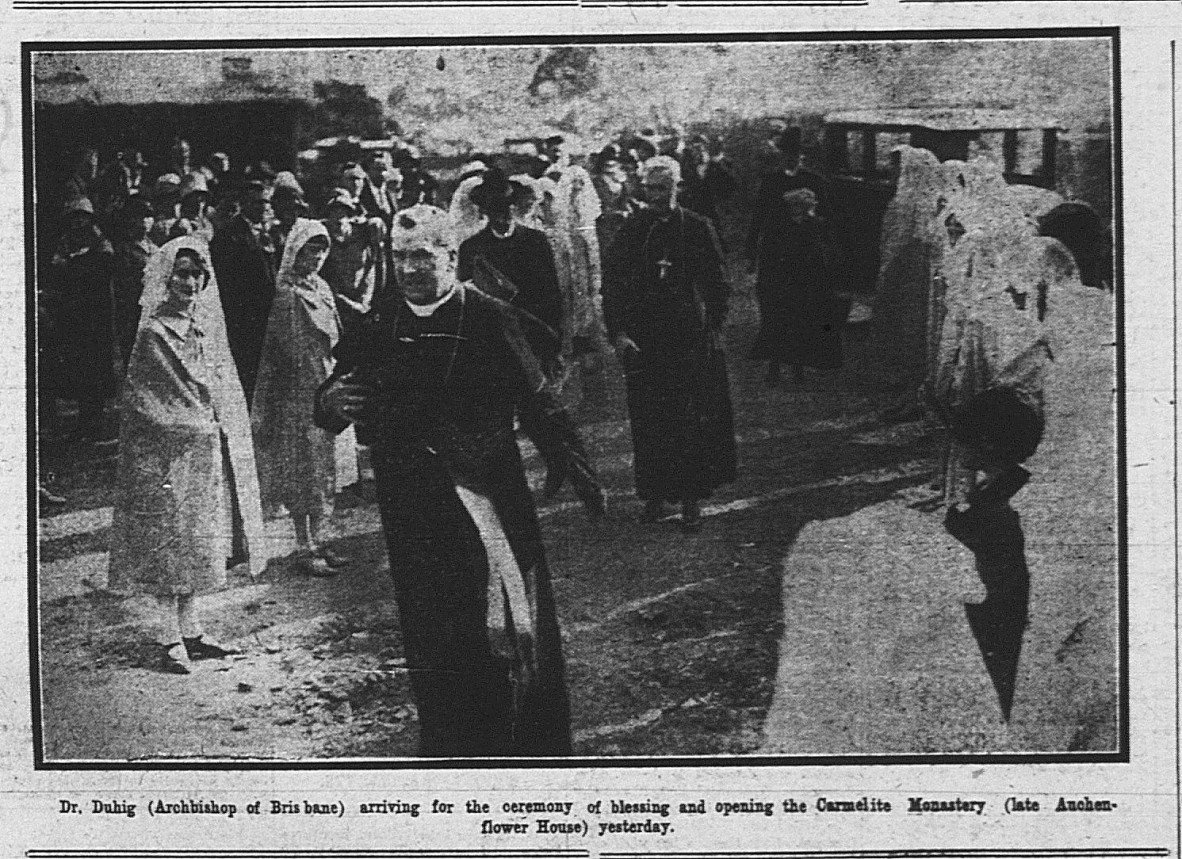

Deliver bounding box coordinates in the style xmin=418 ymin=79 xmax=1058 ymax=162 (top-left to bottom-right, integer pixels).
xmin=597 ymin=852 xmax=1172 ymax=859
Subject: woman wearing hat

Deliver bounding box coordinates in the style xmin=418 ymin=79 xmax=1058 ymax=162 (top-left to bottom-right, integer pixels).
xmin=321 ymin=188 xmax=385 ymax=339
xmin=148 ymin=173 xmax=183 ymax=246
xmin=168 ymin=171 xmax=216 ymax=242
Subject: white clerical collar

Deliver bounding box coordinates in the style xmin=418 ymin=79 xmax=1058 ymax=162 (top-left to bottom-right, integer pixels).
xmin=490 ymin=222 xmax=516 ymax=240
xmin=406 ymin=283 xmax=459 ymax=317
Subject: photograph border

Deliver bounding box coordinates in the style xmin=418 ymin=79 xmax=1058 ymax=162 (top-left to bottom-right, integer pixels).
xmin=25 ymin=25 xmax=1127 ymax=771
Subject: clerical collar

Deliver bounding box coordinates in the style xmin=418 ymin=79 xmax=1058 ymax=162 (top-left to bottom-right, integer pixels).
xmin=490 ymin=222 xmax=516 ymax=240
xmin=406 ymin=283 xmax=459 ymax=317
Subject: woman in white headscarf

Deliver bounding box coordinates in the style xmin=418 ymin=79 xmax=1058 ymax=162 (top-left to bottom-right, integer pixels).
xmin=252 ymin=218 xmax=357 ymax=577
xmin=108 ymin=236 xmax=271 ymax=675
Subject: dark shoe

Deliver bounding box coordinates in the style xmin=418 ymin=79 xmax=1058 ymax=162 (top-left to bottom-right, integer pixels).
xmin=225 ymin=552 xmax=249 ymax=570
xmin=184 ymin=636 xmax=241 ymax=661
xmin=296 ymin=552 xmax=337 ymax=578
xmin=160 ymin=642 xmax=191 ymax=675
xmin=317 ymin=547 xmax=351 ymax=568
xmin=680 ymin=499 xmax=703 ymax=534
xmin=639 ymin=501 xmax=666 ymax=524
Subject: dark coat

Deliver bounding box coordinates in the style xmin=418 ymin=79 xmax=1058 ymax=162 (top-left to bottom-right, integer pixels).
xmin=748 ymin=217 xmax=843 ymax=369
xmin=43 ymin=235 xmax=117 ymax=400
xmin=315 ymin=286 xmax=592 ymax=757
xmin=458 ymin=225 xmax=563 ymax=365
xmin=210 ymin=215 xmax=278 ymax=402
xmin=603 ymin=207 xmax=738 ymax=502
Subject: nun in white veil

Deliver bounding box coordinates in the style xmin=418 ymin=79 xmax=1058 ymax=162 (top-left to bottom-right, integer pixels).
xmin=108 ymin=235 xmax=271 ymax=674
xmin=252 ymin=218 xmax=357 ymax=577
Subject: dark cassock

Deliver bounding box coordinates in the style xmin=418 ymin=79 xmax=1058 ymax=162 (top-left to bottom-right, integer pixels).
xmin=210 ymin=212 xmax=279 ymax=403
xmin=457 ymin=223 xmax=564 ymax=368
xmin=603 ymin=206 xmax=738 ymax=504
xmin=314 ymin=283 xmax=600 ymax=757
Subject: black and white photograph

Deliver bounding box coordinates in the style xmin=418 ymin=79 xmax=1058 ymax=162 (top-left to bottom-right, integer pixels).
xmin=28 ymin=34 xmax=1120 ymax=764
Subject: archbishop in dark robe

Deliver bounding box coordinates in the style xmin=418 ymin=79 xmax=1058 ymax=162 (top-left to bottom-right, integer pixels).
xmin=315 ymin=205 xmax=602 ymax=757
xmin=603 ymin=156 xmax=737 ymax=530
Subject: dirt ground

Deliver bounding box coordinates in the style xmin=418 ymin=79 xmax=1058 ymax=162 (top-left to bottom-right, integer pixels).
xmin=34 ymin=268 xmax=1119 ymax=761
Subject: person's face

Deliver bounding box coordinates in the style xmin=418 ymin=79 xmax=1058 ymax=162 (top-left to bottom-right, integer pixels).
xmin=64 ymin=212 xmax=93 ymax=241
xmin=138 ymin=215 xmax=155 ymax=239
xmin=641 ymin=170 xmax=678 ymax=211
xmin=325 ymin=208 xmax=353 ymax=240
xmin=393 ymin=242 xmax=454 ymax=304
xmin=778 ymin=149 xmax=802 ymax=173
xmin=293 ymin=236 xmax=330 ymax=276
xmin=604 ymin=160 xmax=626 ymax=183
xmin=482 ymin=200 xmax=513 ymax=232
xmin=166 ymin=252 xmax=207 ymax=313
xmin=274 ymin=200 xmax=301 ymax=228
xmin=180 ymin=194 xmax=207 ymax=219
xmin=242 ymin=196 xmax=270 ymax=225
xmin=365 ymin=157 xmax=391 ymax=186
xmin=343 ymin=173 xmax=365 ymax=197
xmin=690 ymin=140 xmax=709 ymax=161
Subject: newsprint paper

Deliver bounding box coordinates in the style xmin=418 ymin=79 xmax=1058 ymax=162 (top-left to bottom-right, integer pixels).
xmin=1 ymin=0 xmax=1179 ymax=856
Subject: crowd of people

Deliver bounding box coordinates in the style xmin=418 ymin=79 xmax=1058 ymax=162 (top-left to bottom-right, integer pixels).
xmin=37 ymin=117 xmax=1106 ymax=755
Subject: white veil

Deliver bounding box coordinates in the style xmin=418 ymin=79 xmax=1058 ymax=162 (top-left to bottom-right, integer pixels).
xmin=139 ymin=235 xmax=275 ymax=575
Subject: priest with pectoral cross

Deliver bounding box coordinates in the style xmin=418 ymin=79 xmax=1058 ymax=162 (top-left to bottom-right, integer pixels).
xmin=603 ymin=156 xmax=737 ymax=532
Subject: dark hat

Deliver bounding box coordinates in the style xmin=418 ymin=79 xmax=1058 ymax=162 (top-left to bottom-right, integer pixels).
xmin=272 ymin=184 xmax=310 ymax=214
xmin=469 ymin=169 xmax=517 ymax=211
xmin=240 ymin=180 xmax=274 ymax=202
xmin=772 ymin=127 xmax=803 ymax=158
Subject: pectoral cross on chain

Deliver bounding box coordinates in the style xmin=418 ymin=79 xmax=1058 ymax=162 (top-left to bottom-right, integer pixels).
xmin=656 ymin=255 xmax=674 ymax=282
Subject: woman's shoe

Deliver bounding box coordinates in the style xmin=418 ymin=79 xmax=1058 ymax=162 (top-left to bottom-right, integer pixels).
xmin=160 ymin=642 xmax=191 ymax=675
xmin=184 ymin=636 xmax=241 ymax=661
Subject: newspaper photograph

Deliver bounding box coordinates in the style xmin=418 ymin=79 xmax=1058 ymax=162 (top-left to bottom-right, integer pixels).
xmin=1 ymin=1 xmax=1177 ymax=856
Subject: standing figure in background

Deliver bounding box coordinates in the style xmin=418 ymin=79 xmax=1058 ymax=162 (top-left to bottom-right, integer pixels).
xmin=210 ymin=180 xmax=278 ymax=404
xmin=591 ymin=146 xmax=637 ymax=265
xmin=315 ymin=204 xmax=602 ymax=756
xmin=46 ymin=197 xmax=117 ymax=441
xmin=168 ymin=172 xmax=216 ymax=242
xmin=359 ymin=150 xmax=401 ymax=294
xmin=148 ymin=174 xmax=182 ymax=247
xmin=270 ymin=176 xmax=311 ymax=255
xmin=111 ymin=196 xmax=158 ymax=368
xmin=321 ymin=189 xmax=385 ymax=339
xmin=677 ymin=133 xmax=734 ymax=230
xmin=542 ymin=136 xmax=603 ymax=358
xmin=109 ymin=237 xmax=270 ymax=675
xmin=747 ymin=127 xmax=829 ymax=316
xmin=253 ymin=219 xmax=357 ymax=578
xmin=748 ymin=188 xmax=842 ymax=385
xmin=394 ymin=148 xmax=438 ymax=208
xmin=603 ymin=156 xmax=736 ymax=532
xmin=458 ymin=170 xmax=563 ymax=373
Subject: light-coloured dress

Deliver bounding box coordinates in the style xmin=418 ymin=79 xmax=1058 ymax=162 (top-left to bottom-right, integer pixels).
xmin=252 ymin=218 xmax=358 ymax=518
xmin=108 ymin=236 xmax=271 ymax=596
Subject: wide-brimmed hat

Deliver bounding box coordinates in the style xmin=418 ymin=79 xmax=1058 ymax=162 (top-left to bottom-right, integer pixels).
xmin=324 ymin=187 xmax=361 ymax=214
xmin=179 ymin=171 xmax=211 ymax=199
xmin=469 ymin=170 xmax=523 ymax=211
xmin=63 ymin=196 xmax=95 ymax=217
xmin=152 ymin=173 xmax=182 ymax=202
xmin=272 ymin=183 xmax=310 ymax=215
